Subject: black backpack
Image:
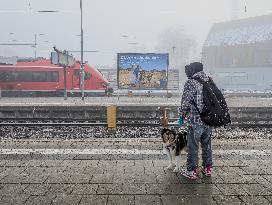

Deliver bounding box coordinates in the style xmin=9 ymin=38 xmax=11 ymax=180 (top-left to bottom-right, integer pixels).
xmin=192 ymin=76 xmax=231 ymax=127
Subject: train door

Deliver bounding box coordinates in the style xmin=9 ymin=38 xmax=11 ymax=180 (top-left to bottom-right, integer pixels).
xmin=84 ymin=71 xmax=91 ymax=90
xmin=72 ymin=69 xmax=80 ymax=89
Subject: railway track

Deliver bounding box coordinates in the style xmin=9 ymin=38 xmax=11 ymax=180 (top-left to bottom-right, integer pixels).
xmin=1 ymin=121 xmax=272 ymax=128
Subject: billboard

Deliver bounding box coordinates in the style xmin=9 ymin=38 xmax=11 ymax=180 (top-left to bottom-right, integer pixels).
xmin=117 ymin=53 xmax=169 ymax=89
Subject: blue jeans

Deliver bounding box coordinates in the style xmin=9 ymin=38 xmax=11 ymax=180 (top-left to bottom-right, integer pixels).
xmin=187 ymin=124 xmax=212 ymax=171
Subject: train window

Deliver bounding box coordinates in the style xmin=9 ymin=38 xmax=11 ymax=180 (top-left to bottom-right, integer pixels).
xmin=0 ymin=72 xmax=7 ymax=81
xmin=74 ymin=70 xmax=80 ymax=77
xmin=50 ymin=72 xmax=59 ymax=82
xmin=32 ymin=72 xmax=46 ymax=82
xmin=0 ymin=71 xmax=59 ymax=82
xmin=84 ymin=72 xmax=91 ymax=80
xmin=17 ymin=72 xmax=33 ymax=82
xmin=0 ymin=71 xmax=13 ymax=81
xmin=0 ymin=72 xmax=4 ymax=81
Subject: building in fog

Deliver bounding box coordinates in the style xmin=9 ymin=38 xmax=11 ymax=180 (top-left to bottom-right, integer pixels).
xmin=202 ymin=14 xmax=272 ymax=92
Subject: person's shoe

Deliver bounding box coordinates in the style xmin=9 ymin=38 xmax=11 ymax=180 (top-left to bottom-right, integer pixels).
xmin=181 ymin=169 xmax=197 ymax=180
xmin=201 ymin=165 xmax=213 ymax=177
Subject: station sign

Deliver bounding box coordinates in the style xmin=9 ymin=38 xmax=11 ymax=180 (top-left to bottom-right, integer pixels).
xmin=51 ymin=50 xmax=75 ymax=67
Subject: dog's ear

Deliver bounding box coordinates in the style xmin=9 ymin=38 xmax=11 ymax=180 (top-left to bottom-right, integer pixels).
xmin=162 ymin=135 xmax=166 ymax=143
xmin=161 ymin=130 xmax=166 ymax=143
xmin=168 ymin=130 xmax=176 ymax=141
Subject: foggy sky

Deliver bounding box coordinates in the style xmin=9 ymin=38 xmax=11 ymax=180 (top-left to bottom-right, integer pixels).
xmin=1 ymin=0 xmax=272 ymax=68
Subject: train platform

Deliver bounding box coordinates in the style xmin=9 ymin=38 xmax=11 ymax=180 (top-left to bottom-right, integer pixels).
xmin=0 ymin=138 xmax=271 ymax=205
xmin=0 ymin=96 xmax=272 ymax=107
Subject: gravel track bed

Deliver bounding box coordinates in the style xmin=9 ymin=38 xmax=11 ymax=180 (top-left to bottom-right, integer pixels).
xmin=1 ymin=125 xmax=271 ymax=140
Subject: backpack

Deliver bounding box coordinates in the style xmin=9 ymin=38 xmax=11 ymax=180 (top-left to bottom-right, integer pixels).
xmin=192 ymin=76 xmax=231 ymax=127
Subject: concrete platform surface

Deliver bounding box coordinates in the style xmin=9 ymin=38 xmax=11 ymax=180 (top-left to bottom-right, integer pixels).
xmin=1 ymin=96 xmax=272 ymax=107
xmin=0 ymin=139 xmax=271 ymax=205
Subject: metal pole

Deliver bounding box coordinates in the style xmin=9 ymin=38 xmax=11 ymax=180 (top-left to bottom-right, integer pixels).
xmin=172 ymin=46 xmax=176 ymax=66
xmin=80 ymin=0 xmax=85 ymax=100
xmin=64 ymin=65 xmax=67 ymax=100
xmin=167 ymin=54 xmax=169 ymax=100
xmin=64 ymin=51 xmax=68 ymax=100
xmin=34 ymin=34 xmax=37 ymax=59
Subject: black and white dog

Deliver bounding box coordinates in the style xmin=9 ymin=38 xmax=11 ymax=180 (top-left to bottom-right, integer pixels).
xmin=161 ymin=128 xmax=187 ymax=172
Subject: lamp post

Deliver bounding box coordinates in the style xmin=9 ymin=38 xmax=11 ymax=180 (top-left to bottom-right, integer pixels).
xmin=80 ymin=0 xmax=84 ymax=100
xmin=53 ymin=47 xmax=76 ymax=100
xmin=64 ymin=50 xmax=69 ymax=100
xmin=172 ymin=46 xmax=176 ymax=67
xmin=34 ymin=34 xmax=37 ymax=58
xmin=37 ymin=6 xmax=84 ymax=100
xmin=172 ymin=46 xmax=176 ymax=54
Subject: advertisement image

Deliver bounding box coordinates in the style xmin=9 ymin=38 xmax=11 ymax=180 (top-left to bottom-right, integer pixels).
xmin=117 ymin=53 xmax=169 ymax=89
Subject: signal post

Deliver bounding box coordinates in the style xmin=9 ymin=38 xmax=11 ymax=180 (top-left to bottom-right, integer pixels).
xmin=51 ymin=47 xmax=75 ymax=100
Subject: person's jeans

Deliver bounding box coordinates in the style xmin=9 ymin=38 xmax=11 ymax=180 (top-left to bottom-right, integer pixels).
xmin=187 ymin=124 xmax=212 ymax=171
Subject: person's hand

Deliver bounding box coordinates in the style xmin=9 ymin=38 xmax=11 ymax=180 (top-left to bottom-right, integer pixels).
xmin=178 ymin=116 xmax=183 ymax=127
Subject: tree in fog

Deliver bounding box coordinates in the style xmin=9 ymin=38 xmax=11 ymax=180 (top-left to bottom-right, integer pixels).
xmin=156 ymin=26 xmax=196 ymax=67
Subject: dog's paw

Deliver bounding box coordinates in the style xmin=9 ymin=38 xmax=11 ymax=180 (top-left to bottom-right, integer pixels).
xmin=173 ymin=167 xmax=179 ymax=172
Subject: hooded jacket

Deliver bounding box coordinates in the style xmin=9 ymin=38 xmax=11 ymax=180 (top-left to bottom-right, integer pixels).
xmin=185 ymin=62 xmax=203 ymax=79
xmin=179 ymin=69 xmax=210 ymax=125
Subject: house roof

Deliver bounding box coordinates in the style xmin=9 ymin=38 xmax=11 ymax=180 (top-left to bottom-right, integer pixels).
xmin=204 ymin=14 xmax=272 ymax=47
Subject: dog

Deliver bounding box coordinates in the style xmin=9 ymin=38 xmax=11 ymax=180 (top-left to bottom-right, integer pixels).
xmin=161 ymin=128 xmax=187 ymax=172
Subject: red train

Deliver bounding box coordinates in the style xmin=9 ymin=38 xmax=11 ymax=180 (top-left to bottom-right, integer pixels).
xmin=0 ymin=58 xmax=109 ymax=97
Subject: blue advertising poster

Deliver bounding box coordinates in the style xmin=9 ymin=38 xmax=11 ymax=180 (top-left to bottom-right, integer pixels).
xmin=117 ymin=53 xmax=169 ymax=89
